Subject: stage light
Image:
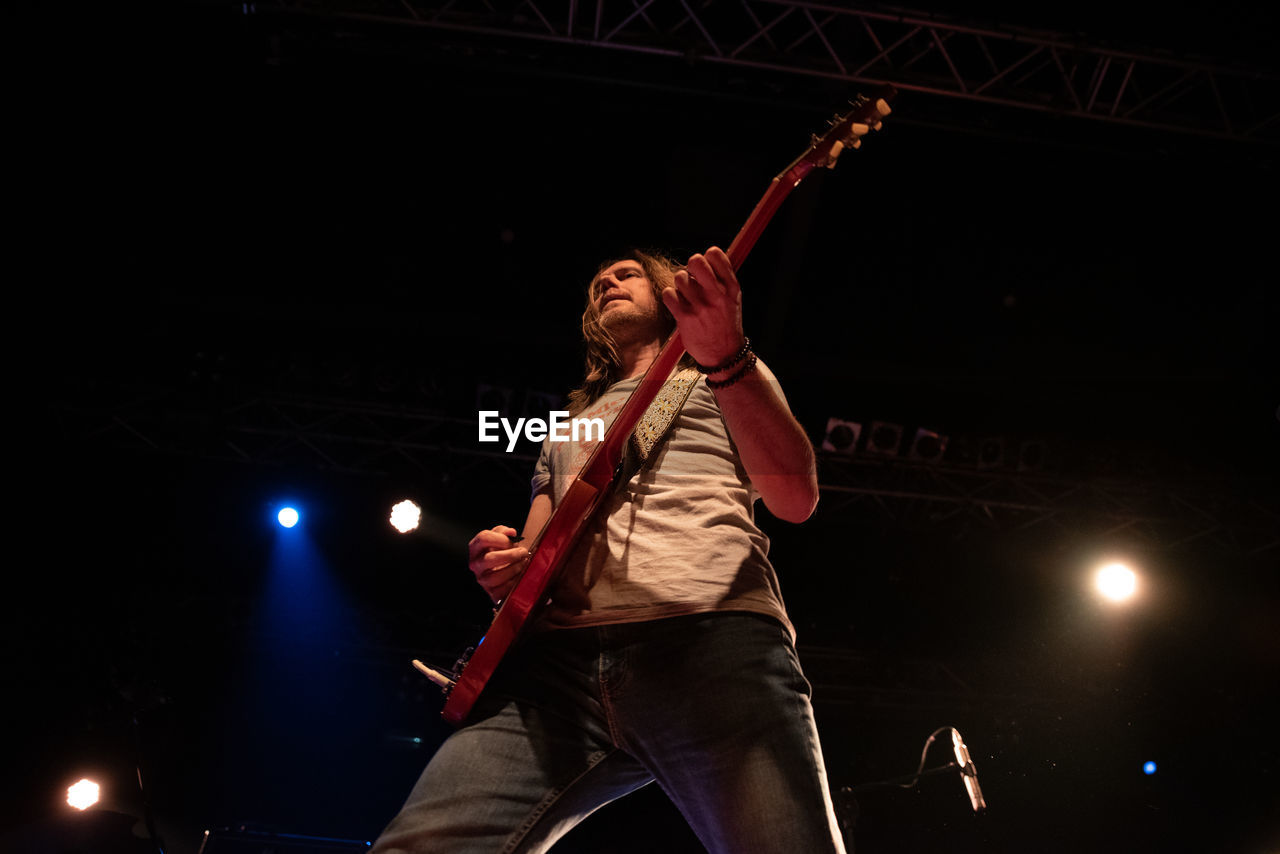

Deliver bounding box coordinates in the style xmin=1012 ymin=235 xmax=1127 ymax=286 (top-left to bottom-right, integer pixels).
xmin=976 ymin=437 xmax=1005 ymax=469
xmin=390 ymin=500 xmax=422 ymax=534
xmin=1018 ymin=439 xmax=1047 ymax=472
xmin=1143 ymin=761 xmax=1157 ymax=775
xmin=277 ymin=507 xmax=300 ymax=528
xmin=1095 ymin=562 xmax=1137 ymax=601
xmin=373 ymin=360 xmax=405 ymax=394
xmin=908 ymin=428 xmax=948 ymax=464
xmin=866 ymin=421 xmax=903 ymax=456
xmin=821 ymin=418 xmax=861 ymax=454
xmin=67 ymin=778 xmax=100 ymax=810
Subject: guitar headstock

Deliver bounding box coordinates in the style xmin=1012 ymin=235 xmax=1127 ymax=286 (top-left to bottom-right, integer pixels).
xmin=726 ymin=85 xmax=897 ymax=266
xmin=798 ymin=86 xmax=896 ymax=173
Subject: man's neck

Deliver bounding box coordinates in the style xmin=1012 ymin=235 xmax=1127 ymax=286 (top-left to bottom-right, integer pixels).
xmin=616 ymin=336 xmax=663 ymax=380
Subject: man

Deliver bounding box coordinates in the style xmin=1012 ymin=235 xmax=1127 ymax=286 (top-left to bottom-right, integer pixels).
xmin=372 ymin=246 xmax=845 ymax=853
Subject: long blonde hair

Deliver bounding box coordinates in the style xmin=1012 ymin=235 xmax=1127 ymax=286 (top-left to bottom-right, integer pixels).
xmin=566 ymin=249 xmax=691 ymax=416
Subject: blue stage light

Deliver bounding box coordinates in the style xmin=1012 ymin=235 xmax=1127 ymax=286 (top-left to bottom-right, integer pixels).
xmin=1143 ymin=761 xmax=1157 ymax=775
xmin=277 ymin=507 xmax=300 ymax=528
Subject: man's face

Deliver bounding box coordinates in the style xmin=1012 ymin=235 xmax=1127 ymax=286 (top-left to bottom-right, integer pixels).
xmin=593 ymin=260 xmax=662 ymax=334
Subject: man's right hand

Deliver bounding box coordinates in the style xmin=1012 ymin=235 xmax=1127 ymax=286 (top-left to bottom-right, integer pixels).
xmin=467 ymin=524 xmax=530 ymax=604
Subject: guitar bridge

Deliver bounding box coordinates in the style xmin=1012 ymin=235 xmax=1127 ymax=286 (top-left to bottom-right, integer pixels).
xmin=452 ymin=645 xmax=476 ymax=679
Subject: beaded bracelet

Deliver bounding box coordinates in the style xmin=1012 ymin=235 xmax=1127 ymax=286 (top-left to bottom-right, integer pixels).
xmin=705 ymin=352 xmax=758 ymax=390
xmin=694 ymin=337 xmax=751 ymax=375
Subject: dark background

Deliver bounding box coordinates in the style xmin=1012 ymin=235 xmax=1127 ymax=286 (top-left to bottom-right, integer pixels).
xmin=11 ymin=1 xmax=1278 ymax=852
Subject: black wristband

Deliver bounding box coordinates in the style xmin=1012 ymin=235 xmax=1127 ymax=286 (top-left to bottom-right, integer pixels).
xmin=705 ymin=352 xmax=758 ymax=390
xmin=694 ymin=337 xmax=751 ymax=374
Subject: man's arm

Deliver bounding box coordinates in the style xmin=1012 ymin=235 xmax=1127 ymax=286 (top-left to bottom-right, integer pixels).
xmin=663 ymin=246 xmax=819 ymax=523
xmin=706 ymin=358 xmax=818 ymax=522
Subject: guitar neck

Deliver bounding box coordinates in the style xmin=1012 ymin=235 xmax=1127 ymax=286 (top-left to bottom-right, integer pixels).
xmin=576 ymin=166 xmax=814 ymax=490
xmin=727 ymin=168 xmax=811 ymax=266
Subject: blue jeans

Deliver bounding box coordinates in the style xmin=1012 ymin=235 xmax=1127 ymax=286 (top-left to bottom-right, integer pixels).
xmin=371 ymin=612 xmax=847 ymax=854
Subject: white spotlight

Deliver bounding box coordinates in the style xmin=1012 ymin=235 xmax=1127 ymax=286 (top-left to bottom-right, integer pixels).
xmin=67 ymin=778 xmax=100 ymax=810
xmin=277 ymin=507 xmax=300 ymax=528
xmin=390 ymin=500 xmax=422 ymax=534
xmin=1095 ymin=562 xmax=1137 ymax=602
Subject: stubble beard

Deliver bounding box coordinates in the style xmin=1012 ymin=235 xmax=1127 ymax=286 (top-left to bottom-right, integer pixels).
xmin=600 ymin=302 xmax=663 ymax=349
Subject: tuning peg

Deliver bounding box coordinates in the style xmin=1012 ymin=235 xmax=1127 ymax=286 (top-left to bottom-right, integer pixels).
xmin=845 ymin=136 xmax=862 ymax=150
xmin=849 ymin=122 xmax=869 ymax=136
xmin=825 ymin=139 xmax=845 ymax=168
xmin=872 ymin=99 xmax=891 ymax=130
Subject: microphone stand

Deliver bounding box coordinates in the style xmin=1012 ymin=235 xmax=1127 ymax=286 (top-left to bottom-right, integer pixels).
xmin=836 ymin=726 xmax=987 ymax=836
xmin=841 ymin=760 xmax=966 ymax=793
xmin=132 ymin=711 xmax=167 ymax=854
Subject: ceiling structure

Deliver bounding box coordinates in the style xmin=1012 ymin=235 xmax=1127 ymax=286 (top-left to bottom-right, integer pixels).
xmin=250 ymin=0 xmax=1280 ymax=143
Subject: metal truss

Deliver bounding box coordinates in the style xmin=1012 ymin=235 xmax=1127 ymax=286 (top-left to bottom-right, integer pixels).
xmin=52 ymin=383 xmax=1280 ymax=559
xmin=255 ymin=0 xmax=1280 ymax=143
xmin=53 ymin=382 xmax=541 ymax=493
xmin=813 ymin=453 xmax=1280 ymax=560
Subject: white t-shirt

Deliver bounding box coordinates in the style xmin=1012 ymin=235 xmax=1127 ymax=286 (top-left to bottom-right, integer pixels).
xmin=531 ymin=372 xmax=795 ymax=640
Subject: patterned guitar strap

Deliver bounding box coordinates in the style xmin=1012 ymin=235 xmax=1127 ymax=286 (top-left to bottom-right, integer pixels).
xmin=620 ymin=365 xmax=702 ymax=484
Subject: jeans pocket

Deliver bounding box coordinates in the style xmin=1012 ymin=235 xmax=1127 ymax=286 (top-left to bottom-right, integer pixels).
xmin=779 ymin=625 xmax=815 ymax=700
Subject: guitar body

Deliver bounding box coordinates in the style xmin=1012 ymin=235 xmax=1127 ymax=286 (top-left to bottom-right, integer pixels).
xmin=438 ymin=86 xmax=896 ymax=727
xmin=441 ymin=478 xmax=601 ymax=724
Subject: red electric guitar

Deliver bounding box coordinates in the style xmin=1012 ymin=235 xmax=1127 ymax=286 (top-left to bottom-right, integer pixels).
xmin=415 ymin=87 xmax=896 ymax=726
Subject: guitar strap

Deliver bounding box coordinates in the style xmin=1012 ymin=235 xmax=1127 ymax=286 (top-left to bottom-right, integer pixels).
xmin=625 ymin=365 xmax=702 ymax=472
